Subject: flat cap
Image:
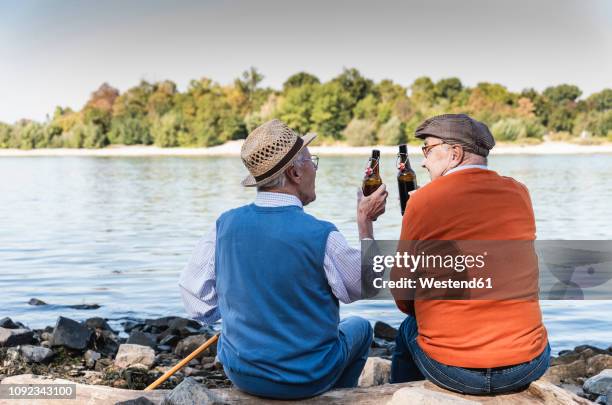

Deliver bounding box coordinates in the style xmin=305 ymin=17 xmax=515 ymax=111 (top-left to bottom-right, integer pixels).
xmin=415 ymin=114 xmax=495 ymax=157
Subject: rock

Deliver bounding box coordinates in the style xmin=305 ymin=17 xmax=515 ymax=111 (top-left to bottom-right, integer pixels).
xmin=175 ymin=334 xmax=216 ymax=358
xmin=575 ymin=345 xmax=610 ymax=356
xmin=123 ymin=320 xmax=144 ymax=333
xmin=588 ymin=355 xmax=612 ymax=376
xmin=84 ymin=349 xmax=102 ymax=368
xmin=5 ymin=347 xmax=20 ymax=362
xmin=157 ymin=345 xmax=172 ymax=352
xmin=159 ymin=334 xmax=180 ymax=347
xmin=358 ymin=357 xmax=392 ymax=387
xmin=374 ymin=321 xmax=398 ymax=341
xmin=1 ymin=374 xmax=168 ymax=404
xmin=552 ymin=352 xmax=583 ymax=366
xmin=584 ymin=369 xmax=612 ymax=395
xmin=19 ymin=345 xmax=54 ymax=363
xmin=115 ymin=344 xmax=156 ymax=369
xmin=93 ymin=329 xmax=120 ymax=357
xmin=0 ymin=327 xmax=34 ymax=347
xmin=542 ymin=359 xmax=587 ymax=385
xmin=0 ymin=373 xmax=592 ymax=405
xmin=0 ymin=317 xmax=19 ymax=329
xmin=387 ymin=386 xmax=479 ymax=404
xmin=52 ymin=316 xmax=93 ymax=350
xmin=123 ymin=365 xmax=153 ymax=390
xmin=28 ymin=298 xmax=47 ymax=306
xmin=84 ymin=317 xmax=114 ymax=332
xmin=95 ymin=358 xmax=113 ymax=372
xmin=168 ymin=318 xmax=201 ymax=331
xmin=68 ymin=303 xmax=101 ymax=310
xmin=127 ymin=331 xmax=157 ymax=349
xmin=145 ymin=317 xmax=180 ymax=329
xmin=116 ymin=397 xmax=157 ymax=405
xmin=163 ymin=377 xmax=226 ymax=405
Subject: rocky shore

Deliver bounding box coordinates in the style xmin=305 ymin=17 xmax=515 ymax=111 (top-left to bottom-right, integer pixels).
xmin=1 ymin=315 xmax=611 ymax=404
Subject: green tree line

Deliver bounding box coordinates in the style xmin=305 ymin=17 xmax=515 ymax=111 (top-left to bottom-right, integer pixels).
xmin=1 ymin=68 xmax=611 ymax=149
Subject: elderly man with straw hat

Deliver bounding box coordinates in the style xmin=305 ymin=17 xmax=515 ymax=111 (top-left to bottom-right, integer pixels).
xmin=179 ymin=119 xmax=388 ymax=399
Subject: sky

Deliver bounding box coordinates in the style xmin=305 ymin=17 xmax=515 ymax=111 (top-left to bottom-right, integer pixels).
xmin=0 ymin=0 xmax=611 ymax=123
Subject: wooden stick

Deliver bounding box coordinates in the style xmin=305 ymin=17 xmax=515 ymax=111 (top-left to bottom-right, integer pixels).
xmin=144 ymin=333 xmax=220 ymax=391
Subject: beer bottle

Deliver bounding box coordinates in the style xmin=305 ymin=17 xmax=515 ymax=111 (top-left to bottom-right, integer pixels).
xmin=397 ymin=144 xmax=417 ymax=215
xmin=362 ymin=149 xmax=383 ymax=197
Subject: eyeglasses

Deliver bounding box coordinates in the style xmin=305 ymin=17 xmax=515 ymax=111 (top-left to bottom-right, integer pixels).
xmin=421 ymin=142 xmax=445 ymax=158
xmin=297 ymin=155 xmax=319 ymax=170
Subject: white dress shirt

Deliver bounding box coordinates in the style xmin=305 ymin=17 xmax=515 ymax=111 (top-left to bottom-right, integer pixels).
xmin=179 ymin=192 xmax=366 ymax=325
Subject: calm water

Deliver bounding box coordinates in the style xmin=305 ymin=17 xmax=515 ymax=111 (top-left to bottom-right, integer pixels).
xmin=1 ymin=154 xmax=611 ymax=354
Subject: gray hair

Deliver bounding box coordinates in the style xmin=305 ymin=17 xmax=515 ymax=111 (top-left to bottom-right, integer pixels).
xmin=257 ymin=148 xmax=309 ymax=191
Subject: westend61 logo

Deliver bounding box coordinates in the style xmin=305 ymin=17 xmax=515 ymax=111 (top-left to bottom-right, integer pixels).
xmin=361 ymin=240 xmax=612 ymax=301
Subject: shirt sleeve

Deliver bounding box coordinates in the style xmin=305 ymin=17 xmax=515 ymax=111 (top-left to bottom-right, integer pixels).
xmin=323 ymin=231 xmax=366 ymax=304
xmin=178 ymin=225 xmax=220 ymax=325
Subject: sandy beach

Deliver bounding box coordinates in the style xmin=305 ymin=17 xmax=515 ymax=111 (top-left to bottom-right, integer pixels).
xmin=1 ymin=140 xmax=612 ymax=157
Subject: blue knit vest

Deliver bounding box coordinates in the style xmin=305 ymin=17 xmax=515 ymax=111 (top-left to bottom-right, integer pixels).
xmin=215 ymin=203 xmax=342 ymax=384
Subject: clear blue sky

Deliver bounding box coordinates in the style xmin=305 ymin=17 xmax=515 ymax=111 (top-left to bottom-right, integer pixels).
xmin=1 ymin=0 xmax=610 ymax=123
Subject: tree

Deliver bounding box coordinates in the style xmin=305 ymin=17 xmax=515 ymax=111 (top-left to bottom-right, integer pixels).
xmin=377 ymin=116 xmax=406 ymax=145
xmin=543 ymin=84 xmax=582 ymax=104
xmin=311 ymin=82 xmax=352 ymax=139
xmin=332 ymin=68 xmax=373 ymax=109
xmin=343 ymin=118 xmax=377 ymax=146
xmin=434 ymin=78 xmax=463 ymax=101
xmin=586 ymin=89 xmax=612 ymax=112
xmin=283 ymin=72 xmax=320 ymax=91
xmin=0 ymin=122 xmax=13 ymax=148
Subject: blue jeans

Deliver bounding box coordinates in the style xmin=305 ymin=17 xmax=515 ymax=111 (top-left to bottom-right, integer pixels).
xmin=226 ymin=316 xmax=373 ymax=399
xmin=391 ymin=316 xmax=551 ymax=395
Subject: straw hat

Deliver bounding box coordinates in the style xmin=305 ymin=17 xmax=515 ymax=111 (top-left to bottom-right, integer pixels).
xmin=240 ymin=119 xmax=316 ymax=187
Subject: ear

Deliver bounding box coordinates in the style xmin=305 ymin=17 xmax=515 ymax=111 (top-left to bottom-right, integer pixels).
xmin=452 ymin=145 xmax=464 ymax=162
xmin=284 ymin=165 xmax=302 ymax=185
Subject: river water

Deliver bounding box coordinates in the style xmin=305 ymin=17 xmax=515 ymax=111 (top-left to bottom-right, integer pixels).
xmin=1 ymin=154 xmax=611 ymax=354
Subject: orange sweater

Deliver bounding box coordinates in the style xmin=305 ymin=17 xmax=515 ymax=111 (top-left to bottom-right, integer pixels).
xmin=395 ymin=168 xmax=548 ymax=368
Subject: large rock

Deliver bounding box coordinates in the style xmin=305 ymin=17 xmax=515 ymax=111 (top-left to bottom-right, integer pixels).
xmin=115 ymin=344 xmax=156 ymax=369
xmin=359 ymin=357 xmax=392 ymax=387
xmin=374 ymin=321 xmax=398 ymax=341
xmin=0 ymin=374 xmax=592 ymax=405
xmin=583 ymin=369 xmax=612 ymax=395
xmin=0 ymin=327 xmax=33 ymax=347
xmin=0 ymin=374 xmax=168 ymax=404
xmin=84 ymin=349 xmax=101 ymax=368
xmin=83 ymin=317 xmax=114 ymax=332
xmin=162 ymin=377 xmax=226 ymax=404
xmin=19 ymin=345 xmax=54 ymax=363
xmin=542 ymin=359 xmax=587 ymax=385
xmin=587 ymin=355 xmax=612 ymax=376
xmin=387 ymin=387 xmax=479 ymax=404
xmin=0 ymin=317 xmax=19 ymax=329
xmin=127 ymin=331 xmax=157 ymax=349
xmin=51 ymin=316 xmax=93 ymax=350
xmin=174 ymin=334 xmax=216 ymax=358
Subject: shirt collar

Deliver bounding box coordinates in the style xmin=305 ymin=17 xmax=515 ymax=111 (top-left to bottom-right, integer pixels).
xmin=444 ymin=164 xmax=489 ymax=176
xmin=254 ymin=192 xmax=303 ymax=208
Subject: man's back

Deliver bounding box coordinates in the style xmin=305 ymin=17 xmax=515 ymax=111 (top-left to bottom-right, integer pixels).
xmin=398 ymin=168 xmax=548 ymax=368
xmin=215 ymin=203 xmax=343 ymax=383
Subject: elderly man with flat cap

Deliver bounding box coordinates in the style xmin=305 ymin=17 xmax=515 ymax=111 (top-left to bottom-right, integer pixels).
xmin=179 ymin=120 xmax=388 ymax=399
xmin=390 ymin=114 xmax=550 ymax=394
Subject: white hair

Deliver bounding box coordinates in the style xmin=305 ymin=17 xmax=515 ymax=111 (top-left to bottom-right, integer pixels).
xmin=257 ymin=148 xmax=309 ymax=191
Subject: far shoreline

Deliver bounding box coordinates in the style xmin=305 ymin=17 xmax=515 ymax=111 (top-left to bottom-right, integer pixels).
xmin=2 ymin=140 xmax=612 ymax=157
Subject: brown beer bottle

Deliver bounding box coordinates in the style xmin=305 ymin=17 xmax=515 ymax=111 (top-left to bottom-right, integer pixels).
xmin=397 ymin=144 xmax=417 ymax=215
xmin=362 ymin=149 xmax=383 ymax=197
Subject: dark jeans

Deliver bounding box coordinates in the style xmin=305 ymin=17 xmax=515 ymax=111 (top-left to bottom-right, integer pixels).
xmin=226 ymin=316 xmax=373 ymax=399
xmin=390 ymin=316 xmax=551 ymax=395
